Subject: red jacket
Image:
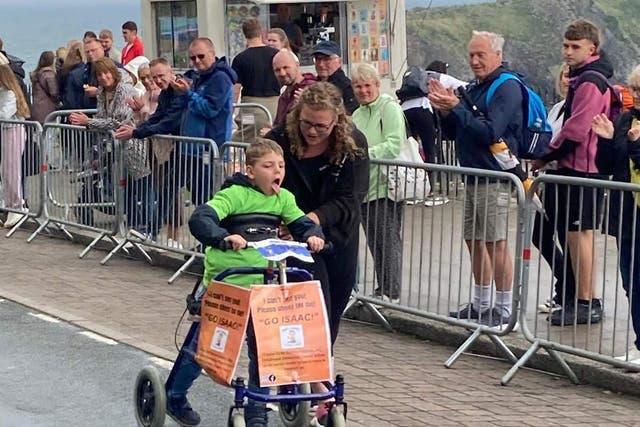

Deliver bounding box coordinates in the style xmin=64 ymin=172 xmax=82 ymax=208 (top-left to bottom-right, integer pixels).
xmin=121 ymin=37 xmax=144 ymax=66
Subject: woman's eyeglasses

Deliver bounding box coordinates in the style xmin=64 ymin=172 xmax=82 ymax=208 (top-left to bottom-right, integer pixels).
xmin=299 ymin=119 xmax=335 ymax=133
xmin=190 ymin=54 xmax=206 ymax=61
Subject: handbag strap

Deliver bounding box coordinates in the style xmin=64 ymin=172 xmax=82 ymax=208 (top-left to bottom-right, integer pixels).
xmin=379 ymin=98 xmax=411 ymax=137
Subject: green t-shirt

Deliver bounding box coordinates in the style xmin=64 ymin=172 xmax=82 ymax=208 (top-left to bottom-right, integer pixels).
xmin=203 ymin=184 xmax=306 ymax=288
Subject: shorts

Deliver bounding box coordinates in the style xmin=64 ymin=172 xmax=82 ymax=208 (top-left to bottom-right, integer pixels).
xmin=545 ymin=170 xmax=603 ymax=232
xmin=464 ymin=181 xmax=512 ymax=242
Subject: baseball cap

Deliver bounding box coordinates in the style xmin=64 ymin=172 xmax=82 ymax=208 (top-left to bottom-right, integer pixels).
xmin=312 ymin=41 xmax=340 ymax=57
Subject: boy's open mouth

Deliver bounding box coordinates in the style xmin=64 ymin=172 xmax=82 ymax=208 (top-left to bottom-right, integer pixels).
xmin=271 ymin=178 xmax=281 ymax=194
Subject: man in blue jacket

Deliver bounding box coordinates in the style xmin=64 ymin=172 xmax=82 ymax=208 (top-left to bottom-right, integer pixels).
xmin=429 ymin=30 xmax=524 ymax=330
xmin=171 ymin=37 xmax=237 ymax=206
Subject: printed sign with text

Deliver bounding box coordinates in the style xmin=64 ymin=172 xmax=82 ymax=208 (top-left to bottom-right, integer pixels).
xmin=195 ymin=281 xmax=251 ymax=386
xmin=250 ymin=281 xmax=332 ymax=387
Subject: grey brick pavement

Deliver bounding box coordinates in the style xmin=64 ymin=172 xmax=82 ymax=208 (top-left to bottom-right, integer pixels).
xmin=3 ymin=232 xmax=640 ymax=426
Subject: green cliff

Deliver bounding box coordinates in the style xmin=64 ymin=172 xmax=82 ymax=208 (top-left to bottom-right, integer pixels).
xmin=405 ymin=0 xmax=640 ymax=103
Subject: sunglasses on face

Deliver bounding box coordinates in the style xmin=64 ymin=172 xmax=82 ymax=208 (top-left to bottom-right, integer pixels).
xmin=190 ymin=54 xmax=206 ymax=61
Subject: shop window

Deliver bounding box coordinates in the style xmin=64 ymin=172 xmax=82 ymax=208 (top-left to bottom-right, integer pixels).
xmin=154 ymin=1 xmax=198 ymax=68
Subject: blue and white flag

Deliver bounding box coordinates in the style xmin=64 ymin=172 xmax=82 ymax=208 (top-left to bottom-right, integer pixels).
xmin=248 ymin=239 xmax=314 ymax=263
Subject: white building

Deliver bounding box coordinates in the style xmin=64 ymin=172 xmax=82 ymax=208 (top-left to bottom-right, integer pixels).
xmin=139 ymin=0 xmax=407 ymax=93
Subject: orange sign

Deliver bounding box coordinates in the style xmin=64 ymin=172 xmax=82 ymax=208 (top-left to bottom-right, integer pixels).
xmin=249 ymin=281 xmax=332 ymax=387
xmin=195 ymin=281 xmax=251 ymax=386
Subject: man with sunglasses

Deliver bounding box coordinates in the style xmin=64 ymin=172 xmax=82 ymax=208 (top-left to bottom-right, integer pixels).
xmin=312 ymin=41 xmax=359 ymax=115
xmin=170 ymin=37 xmax=237 ymax=207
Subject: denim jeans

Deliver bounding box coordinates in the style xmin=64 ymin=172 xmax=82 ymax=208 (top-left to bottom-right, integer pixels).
xmin=165 ymin=318 xmax=268 ymax=403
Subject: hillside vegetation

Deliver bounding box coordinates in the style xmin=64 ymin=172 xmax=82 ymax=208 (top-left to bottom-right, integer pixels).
xmin=405 ymin=0 xmax=640 ymax=103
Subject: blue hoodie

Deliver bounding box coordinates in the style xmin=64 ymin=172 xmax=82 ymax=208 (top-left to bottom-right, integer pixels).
xmin=441 ymin=66 xmax=523 ymax=171
xmin=181 ymin=57 xmax=237 ymax=154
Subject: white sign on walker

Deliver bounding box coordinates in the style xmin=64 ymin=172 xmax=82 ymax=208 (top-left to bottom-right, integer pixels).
xmin=247 ymin=239 xmax=314 ymax=263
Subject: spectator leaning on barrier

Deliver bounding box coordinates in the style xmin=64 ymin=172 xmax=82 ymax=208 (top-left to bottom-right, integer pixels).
xmin=351 ymin=63 xmax=405 ymax=303
xmin=429 ymin=30 xmax=523 ymax=329
xmin=592 ymin=64 xmax=640 ymax=362
xmin=532 ymin=19 xmax=611 ymax=326
xmin=115 ymin=57 xmax=188 ymax=250
xmin=0 ymin=63 xmax=30 ymax=228
xmin=171 ymin=37 xmax=237 ymax=207
xmin=312 ymin=41 xmax=359 ymax=115
xmin=231 ymin=18 xmax=281 ymax=143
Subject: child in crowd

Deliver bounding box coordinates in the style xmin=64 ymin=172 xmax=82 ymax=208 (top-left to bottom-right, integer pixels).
xmin=164 ymin=138 xmax=324 ymax=427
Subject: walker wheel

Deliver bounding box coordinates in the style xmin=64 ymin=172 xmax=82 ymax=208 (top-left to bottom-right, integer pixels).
xmin=278 ymin=383 xmax=312 ymax=426
xmin=327 ymin=405 xmax=346 ymax=427
xmin=133 ymin=366 xmax=166 ymax=427
xmin=230 ymin=412 xmax=246 ymax=427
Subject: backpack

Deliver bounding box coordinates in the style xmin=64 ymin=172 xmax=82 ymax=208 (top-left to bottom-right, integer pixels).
xmin=396 ymin=66 xmax=428 ymax=103
xmin=614 ymin=84 xmax=633 ymax=112
xmin=574 ymin=70 xmax=623 ymax=122
xmin=486 ymin=73 xmax=552 ymax=160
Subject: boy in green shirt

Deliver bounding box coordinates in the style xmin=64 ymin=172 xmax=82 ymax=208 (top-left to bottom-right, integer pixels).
xmin=165 ymin=139 xmax=324 ymax=426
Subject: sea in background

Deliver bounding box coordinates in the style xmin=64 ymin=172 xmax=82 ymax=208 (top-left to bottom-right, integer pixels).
xmin=0 ymin=0 xmax=140 ymax=74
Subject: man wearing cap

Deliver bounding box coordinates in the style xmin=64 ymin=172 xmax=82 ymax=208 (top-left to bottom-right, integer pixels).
xmin=312 ymin=41 xmax=359 ymax=114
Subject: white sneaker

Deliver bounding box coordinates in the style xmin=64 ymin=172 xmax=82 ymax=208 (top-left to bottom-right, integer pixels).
xmin=167 ymin=238 xmax=184 ymax=250
xmin=615 ymin=348 xmax=640 ymax=365
xmin=538 ymin=298 xmax=561 ymax=313
xmin=4 ymin=209 xmax=28 ymax=228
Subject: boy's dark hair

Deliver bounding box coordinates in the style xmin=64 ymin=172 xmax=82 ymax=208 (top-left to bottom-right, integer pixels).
xmin=246 ymin=138 xmax=284 ymax=166
xmin=242 ymin=18 xmax=262 ymax=39
xmin=564 ymin=19 xmax=600 ymax=50
xmin=122 ymin=21 xmax=138 ymax=32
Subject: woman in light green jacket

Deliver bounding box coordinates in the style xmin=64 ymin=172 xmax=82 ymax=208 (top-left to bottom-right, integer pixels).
xmin=352 ymin=63 xmax=405 ymax=302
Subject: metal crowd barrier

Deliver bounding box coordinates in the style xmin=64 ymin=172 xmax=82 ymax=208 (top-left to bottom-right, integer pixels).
xmin=219 ymin=141 xmax=249 ymax=179
xmin=231 ymin=102 xmax=274 ymax=144
xmin=503 ymin=173 xmax=640 ymax=385
xmin=355 ymin=159 xmax=527 ymax=370
xmin=29 ymin=122 xmax=122 ymax=257
xmin=0 ymin=118 xmax=44 ymax=237
xmin=100 ymin=135 xmax=221 ymax=284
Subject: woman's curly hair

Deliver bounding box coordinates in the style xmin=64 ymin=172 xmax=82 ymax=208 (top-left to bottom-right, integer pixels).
xmin=285 ymin=82 xmax=360 ymax=165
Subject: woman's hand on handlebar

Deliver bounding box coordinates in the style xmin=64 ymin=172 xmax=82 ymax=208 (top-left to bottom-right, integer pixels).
xmin=224 ymin=234 xmax=247 ymax=251
xmin=306 ymin=236 xmax=325 ymax=253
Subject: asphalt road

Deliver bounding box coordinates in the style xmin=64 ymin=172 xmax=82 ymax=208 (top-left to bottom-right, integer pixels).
xmin=0 ymin=299 xmax=287 ymax=427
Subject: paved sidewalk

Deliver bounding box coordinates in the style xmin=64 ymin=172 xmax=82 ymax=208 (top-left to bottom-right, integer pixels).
xmin=3 ymin=232 xmax=640 ymax=426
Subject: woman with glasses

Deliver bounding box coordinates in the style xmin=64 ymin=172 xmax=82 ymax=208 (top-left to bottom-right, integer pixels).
xmin=266 ymin=81 xmax=369 ymax=425
xmin=592 ymin=65 xmax=640 ymax=362
xmin=351 ymin=63 xmax=406 ymax=303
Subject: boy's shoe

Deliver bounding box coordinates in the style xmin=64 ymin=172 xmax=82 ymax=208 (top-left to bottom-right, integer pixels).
xmin=244 ymin=403 xmax=268 ymax=427
xmin=550 ymin=301 xmax=602 ymax=326
xmin=450 ymin=303 xmax=481 ymax=320
xmin=166 ymin=397 xmax=201 ymax=426
xmin=167 ymin=238 xmax=184 ymax=250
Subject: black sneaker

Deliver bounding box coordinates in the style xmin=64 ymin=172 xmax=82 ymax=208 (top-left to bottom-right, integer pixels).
xmin=478 ymin=308 xmax=518 ymax=331
xmin=244 ymin=402 xmax=268 ymax=427
xmin=450 ymin=303 xmax=481 ymax=320
xmin=550 ymin=302 xmax=602 ymax=326
xmin=167 ymin=397 xmax=201 ymax=426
